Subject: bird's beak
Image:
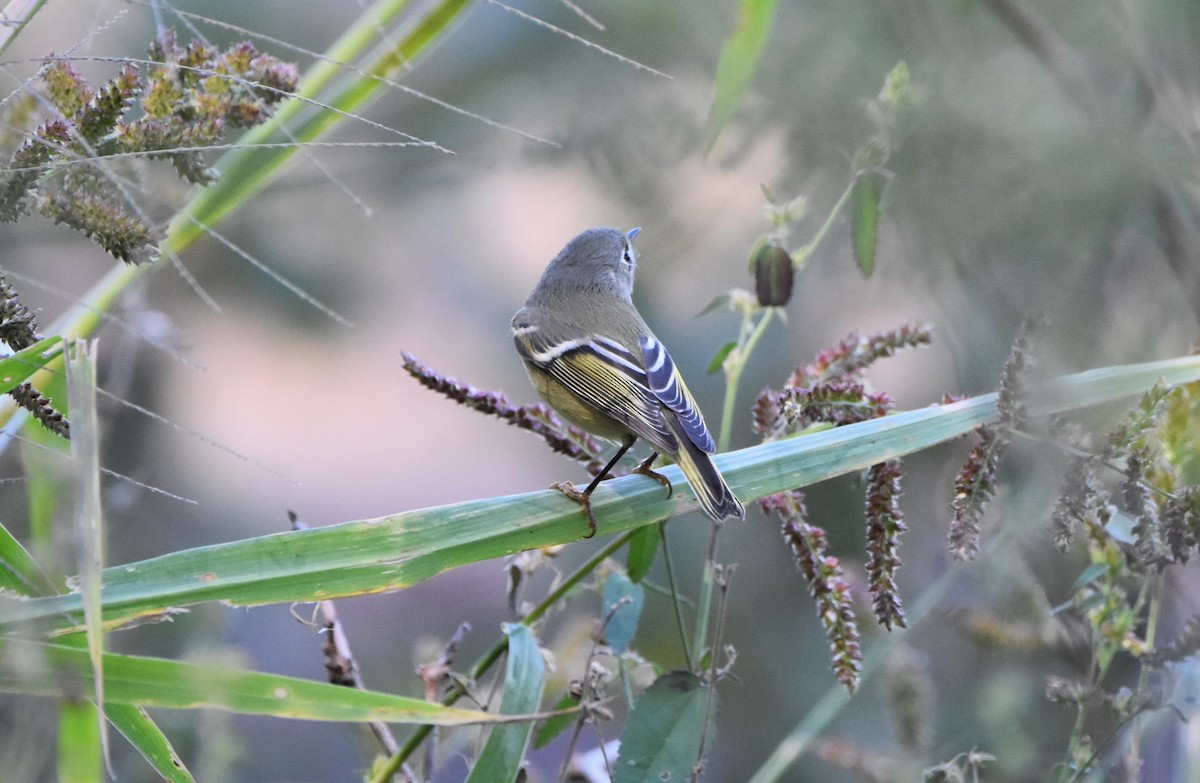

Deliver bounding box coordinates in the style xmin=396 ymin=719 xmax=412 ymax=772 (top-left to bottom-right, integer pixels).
xmin=626 ymin=227 xmax=641 ymax=241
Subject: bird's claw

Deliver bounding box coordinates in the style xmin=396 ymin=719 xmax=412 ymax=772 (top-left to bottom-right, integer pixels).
xmin=551 ymin=480 xmax=598 ymax=539
xmin=633 ymin=457 xmax=673 ymax=499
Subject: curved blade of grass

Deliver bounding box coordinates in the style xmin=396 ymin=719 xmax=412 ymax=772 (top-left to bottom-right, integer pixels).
xmin=0 ymin=640 xmax=502 ymax=725
xmin=1 ymin=355 xmax=1198 ymax=632
xmin=105 ymin=703 xmax=194 ymax=783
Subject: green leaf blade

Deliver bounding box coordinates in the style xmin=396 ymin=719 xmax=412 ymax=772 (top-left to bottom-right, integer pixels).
xmin=1 ymin=356 xmax=1198 ymax=634
xmin=0 ymin=519 xmax=55 ymax=596
xmin=466 ymin=624 xmax=546 ymax=783
xmin=0 ymin=641 xmax=501 ymax=726
xmin=706 ymin=0 xmax=778 ymax=150
xmin=852 ymin=171 xmax=885 ymax=278
xmin=602 ymin=571 xmax=645 ymax=655
xmin=615 ymin=671 xmax=714 ymax=783
xmin=0 ymin=335 xmax=63 ymax=395
xmin=707 ymin=341 xmax=738 ymax=375
xmin=58 ymin=698 xmax=102 ymax=783
xmin=105 ymin=703 xmax=194 ymax=783
xmin=625 ymin=523 xmax=661 ymax=584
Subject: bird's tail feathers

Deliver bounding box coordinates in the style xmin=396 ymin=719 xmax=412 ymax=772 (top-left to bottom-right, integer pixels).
xmin=668 ymin=417 xmax=744 ymax=521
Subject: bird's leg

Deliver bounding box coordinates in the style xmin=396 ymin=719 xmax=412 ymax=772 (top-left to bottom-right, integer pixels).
xmin=633 ymin=452 xmax=672 ymax=499
xmin=552 ymin=441 xmax=633 ymax=538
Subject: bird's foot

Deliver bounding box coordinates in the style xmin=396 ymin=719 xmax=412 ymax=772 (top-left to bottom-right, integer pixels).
xmin=633 ymin=455 xmax=673 ymax=499
xmin=551 ymin=480 xmax=598 ymax=539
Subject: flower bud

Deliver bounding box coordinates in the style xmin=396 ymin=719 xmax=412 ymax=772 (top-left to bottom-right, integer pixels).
xmin=753 ymin=243 xmax=794 ymax=307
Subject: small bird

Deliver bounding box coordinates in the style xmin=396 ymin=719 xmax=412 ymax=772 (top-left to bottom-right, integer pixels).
xmin=512 ymin=227 xmax=745 ymax=536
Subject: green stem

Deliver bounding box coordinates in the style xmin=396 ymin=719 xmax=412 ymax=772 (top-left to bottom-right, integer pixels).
xmin=1066 ymin=569 xmax=1162 ymax=782
xmin=690 ymin=525 xmax=720 ymax=666
xmin=717 ymin=308 xmax=775 ymax=453
xmin=658 ymin=522 xmax=693 ymax=670
xmin=371 ymin=529 xmax=638 ymax=783
xmin=698 ymin=308 xmax=775 ymax=666
xmin=793 ymin=178 xmax=855 ymax=268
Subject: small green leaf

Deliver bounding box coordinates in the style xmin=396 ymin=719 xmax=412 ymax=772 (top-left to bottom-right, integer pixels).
xmin=878 ymin=61 xmax=912 ymax=112
xmin=466 ymin=624 xmax=545 ymax=783
xmin=615 ymin=671 xmax=715 ymax=783
xmin=602 ymin=572 xmax=645 ymax=655
xmin=533 ymin=690 xmax=580 ymax=750
xmin=625 ymin=524 xmax=661 ymax=583
xmin=706 ymin=0 xmax=779 ymax=150
xmin=707 ymin=341 xmax=737 ymax=375
xmin=852 ymin=170 xmax=886 ymax=278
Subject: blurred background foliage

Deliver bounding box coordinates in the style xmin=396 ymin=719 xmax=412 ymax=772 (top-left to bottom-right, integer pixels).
xmin=1 ymin=0 xmax=1199 ymax=780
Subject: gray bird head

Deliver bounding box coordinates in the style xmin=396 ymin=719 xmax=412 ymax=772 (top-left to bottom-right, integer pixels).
xmin=532 ymin=227 xmax=641 ymax=301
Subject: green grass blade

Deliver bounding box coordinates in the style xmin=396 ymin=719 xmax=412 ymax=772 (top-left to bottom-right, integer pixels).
xmin=65 ymin=340 xmax=108 ymax=770
xmin=57 ymin=697 xmax=102 ymax=783
xmin=464 ymin=624 xmax=545 ymax=783
xmin=0 ymin=335 xmax=63 ymax=395
xmin=0 ymin=355 xmax=1198 ymax=632
xmin=0 ymin=640 xmax=503 ymax=725
xmin=0 ymin=518 xmax=55 ymax=596
xmin=105 ymin=703 xmax=194 ymax=783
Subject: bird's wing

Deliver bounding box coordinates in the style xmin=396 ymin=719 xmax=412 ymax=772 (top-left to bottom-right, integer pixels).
xmin=515 ymin=329 xmax=676 ymax=451
xmin=638 ymin=333 xmax=716 ymax=454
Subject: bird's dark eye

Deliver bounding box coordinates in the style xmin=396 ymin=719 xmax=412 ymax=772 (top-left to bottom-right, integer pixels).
xmin=621 ymin=247 xmax=635 ymax=267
